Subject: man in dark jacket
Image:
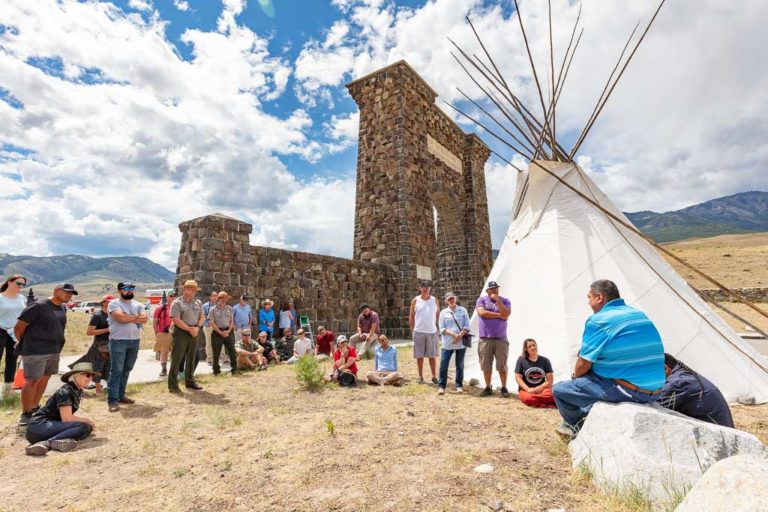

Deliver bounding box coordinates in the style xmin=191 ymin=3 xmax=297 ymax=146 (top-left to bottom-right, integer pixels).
xmin=657 ymin=353 xmax=734 ymax=428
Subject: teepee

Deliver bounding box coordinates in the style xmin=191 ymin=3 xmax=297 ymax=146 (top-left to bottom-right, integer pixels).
xmin=450 ymin=1 xmax=768 ymax=403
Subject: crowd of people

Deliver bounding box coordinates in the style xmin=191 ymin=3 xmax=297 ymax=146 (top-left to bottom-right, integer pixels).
xmin=0 ymin=273 xmax=736 ymax=457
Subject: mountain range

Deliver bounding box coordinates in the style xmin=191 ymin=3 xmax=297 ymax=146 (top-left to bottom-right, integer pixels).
xmin=0 ymin=254 xmax=174 ymax=286
xmin=625 ymin=191 xmax=768 ymax=243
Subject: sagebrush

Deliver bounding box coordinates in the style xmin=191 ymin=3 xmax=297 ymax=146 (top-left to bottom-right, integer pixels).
xmin=294 ymin=355 xmax=325 ymax=391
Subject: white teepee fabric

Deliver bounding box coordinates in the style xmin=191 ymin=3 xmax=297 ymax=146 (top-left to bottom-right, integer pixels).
xmin=463 ymin=160 xmax=768 ymax=403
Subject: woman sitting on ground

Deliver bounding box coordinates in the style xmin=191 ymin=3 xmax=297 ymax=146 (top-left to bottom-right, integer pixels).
xmin=514 ymin=338 xmax=556 ymax=408
xmin=331 ymin=335 xmax=358 ymax=387
xmin=657 ymin=353 xmax=734 ymax=427
xmin=25 ymin=362 xmax=97 ymax=456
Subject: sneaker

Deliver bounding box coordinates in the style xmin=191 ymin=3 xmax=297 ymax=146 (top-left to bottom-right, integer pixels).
xmin=108 ymin=402 xmax=120 ymax=412
xmin=481 ymin=387 xmax=493 ymax=397
xmin=456 ymin=387 xmax=464 ymax=393
xmin=431 ymin=377 xmax=439 ymax=385
xmin=159 ymin=369 xmax=168 ymax=377
xmin=416 ymin=377 xmax=425 ymax=384
xmin=555 ymin=422 xmax=577 ymax=442
xmin=25 ymin=441 xmax=50 ymax=456
xmin=49 ymin=439 xmax=78 ymax=452
xmin=118 ymin=397 xmax=135 ymax=405
xmin=500 ymin=387 xmax=510 ymax=398
xmin=17 ymin=411 xmax=33 ymax=426
xmin=438 ymin=388 xmax=445 ymax=395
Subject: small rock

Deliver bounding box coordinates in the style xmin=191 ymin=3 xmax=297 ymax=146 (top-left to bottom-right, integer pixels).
xmin=406 ymin=411 xmax=415 ymax=417
xmin=474 ymin=463 xmax=494 ymax=474
xmin=480 ymin=498 xmax=503 ymax=511
xmin=469 ymin=378 xmax=480 ymax=386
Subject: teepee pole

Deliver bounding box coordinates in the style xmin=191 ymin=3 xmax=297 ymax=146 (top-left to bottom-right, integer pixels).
xmin=548 ymin=0 xmax=557 ymax=147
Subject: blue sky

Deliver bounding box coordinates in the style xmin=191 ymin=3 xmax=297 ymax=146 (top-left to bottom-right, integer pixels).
xmin=1 ymin=0 xmax=766 ymax=269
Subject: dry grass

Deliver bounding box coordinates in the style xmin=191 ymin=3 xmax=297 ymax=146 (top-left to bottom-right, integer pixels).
xmin=62 ymin=311 xmax=156 ymax=356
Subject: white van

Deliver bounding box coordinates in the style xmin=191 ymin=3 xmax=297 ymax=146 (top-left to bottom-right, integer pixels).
xmin=73 ymin=301 xmax=101 ymax=314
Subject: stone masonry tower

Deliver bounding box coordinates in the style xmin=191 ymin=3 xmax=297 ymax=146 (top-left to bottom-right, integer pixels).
xmin=347 ymin=60 xmax=493 ymax=324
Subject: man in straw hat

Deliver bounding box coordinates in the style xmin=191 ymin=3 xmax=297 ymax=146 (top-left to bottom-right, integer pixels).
xmin=24 ymin=362 xmax=97 ymax=456
xmin=14 ymin=283 xmax=77 ymax=426
xmin=168 ymin=280 xmax=205 ymax=393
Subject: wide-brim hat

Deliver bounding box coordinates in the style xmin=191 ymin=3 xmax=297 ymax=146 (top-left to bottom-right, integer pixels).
xmin=263 ymin=299 xmax=273 ymax=306
xmin=183 ymin=280 xmax=201 ymax=291
xmin=61 ymin=362 xmax=100 ymax=383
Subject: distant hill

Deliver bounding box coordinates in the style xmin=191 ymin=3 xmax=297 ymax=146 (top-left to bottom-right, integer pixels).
xmin=0 ymin=254 xmax=175 ymax=285
xmin=625 ymin=191 xmax=768 ymax=242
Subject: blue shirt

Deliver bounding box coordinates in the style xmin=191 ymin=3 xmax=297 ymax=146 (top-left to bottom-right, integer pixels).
xmin=374 ymin=345 xmax=398 ymax=372
xmin=258 ymin=308 xmax=275 ymax=333
xmin=202 ymin=301 xmax=213 ymax=327
xmin=232 ymin=303 xmax=252 ymax=329
xmin=580 ymin=298 xmax=665 ymax=390
xmin=439 ymin=305 xmax=470 ymax=350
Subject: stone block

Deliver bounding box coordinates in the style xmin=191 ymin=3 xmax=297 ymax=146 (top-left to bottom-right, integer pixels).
xmin=569 ymin=402 xmax=766 ymax=505
xmin=674 ymin=454 xmax=768 ymax=511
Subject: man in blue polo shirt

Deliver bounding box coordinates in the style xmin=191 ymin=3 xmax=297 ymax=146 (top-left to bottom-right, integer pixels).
xmin=366 ymin=335 xmax=402 ymax=386
xmin=552 ymin=279 xmax=665 ymax=440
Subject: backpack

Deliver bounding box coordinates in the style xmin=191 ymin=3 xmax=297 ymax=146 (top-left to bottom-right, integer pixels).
xmin=338 ymin=371 xmax=357 ymax=388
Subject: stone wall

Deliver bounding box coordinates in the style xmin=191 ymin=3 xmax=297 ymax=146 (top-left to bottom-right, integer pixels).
xmin=175 ymin=214 xmax=413 ymax=338
xmin=699 ymin=288 xmax=768 ymax=303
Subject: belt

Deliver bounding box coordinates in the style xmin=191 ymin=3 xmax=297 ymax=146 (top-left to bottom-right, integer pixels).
xmin=613 ymin=378 xmax=662 ymax=395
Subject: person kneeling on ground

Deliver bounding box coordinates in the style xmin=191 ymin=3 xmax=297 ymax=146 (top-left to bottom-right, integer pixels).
xmin=367 ymin=335 xmax=402 ymax=386
xmin=235 ymin=329 xmax=264 ymax=370
xmin=551 ymin=280 xmax=665 ymax=441
xmin=275 ymin=328 xmax=296 ymax=364
xmin=515 ymin=338 xmax=555 ymax=408
xmin=25 ymin=362 xmax=97 ymax=456
xmin=294 ymin=329 xmax=313 ymax=360
xmin=331 ymin=336 xmax=358 ymax=387
xmin=657 ymin=353 xmax=734 ymax=428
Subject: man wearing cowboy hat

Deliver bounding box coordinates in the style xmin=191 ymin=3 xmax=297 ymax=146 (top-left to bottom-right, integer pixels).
xmin=257 ymin=299 xmax=276 ymax=341
xmin=168 ymin=280 xmax=205 ymax=393
xmin=106 ymin=281 xmax=147 ymax=412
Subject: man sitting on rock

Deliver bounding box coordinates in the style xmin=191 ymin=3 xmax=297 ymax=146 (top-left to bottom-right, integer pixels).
xmin=366 ymin=335 xmax=402 ymax=386
xmin=275 ymin=328 xmax=296 ymax=364
xmin=657 ymin=353 xmax=734 ymax=428
xmin=552 ymin=279 xmax=665 ymax=440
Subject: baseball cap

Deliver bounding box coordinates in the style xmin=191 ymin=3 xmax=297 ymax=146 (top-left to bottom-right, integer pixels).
xmin=337 ymin=335 xmax=348 ymax=343
xmin=419 ymin=280 xmax=432 ymax=288
xmin=56 ymin=283 xmax=78 ymax=295
xmin=444 ymin=291 xmax=457 ymax=300
xmin=486 ymin=281 xmax=500 ymax=290
xmin=242 ymin=328 xmax=252 ymax=336
xmin=117 ymin=281 xmax=135 ymax=291
xmin=100 ymin=294 xmax=115 ymax=303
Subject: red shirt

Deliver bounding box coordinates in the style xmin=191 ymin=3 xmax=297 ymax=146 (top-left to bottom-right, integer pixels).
xmin=333 ymin=346 xmax=358 ymax=375
xmin=153 ymin=304 xmax=173 ymax=333
xmin=316 ymin=331 xmax=335 ymax=355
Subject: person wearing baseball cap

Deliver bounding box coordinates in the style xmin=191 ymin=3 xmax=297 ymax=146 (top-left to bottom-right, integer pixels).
xmin=168 ymin=280 xmax=205 ymax=393
xmin=106 ymin=281 xmax=147 ymax=412
xmin=475 ymin=281 xmax=512 ymax=397
xmin=14 ymin=283 xmax=78 ymax=426
xmin=67 ymin=294 xmax=114 ymax=396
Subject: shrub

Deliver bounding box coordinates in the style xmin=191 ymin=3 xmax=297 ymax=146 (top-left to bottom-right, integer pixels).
xmin=295 ymin=355 xmax=325 ymax=391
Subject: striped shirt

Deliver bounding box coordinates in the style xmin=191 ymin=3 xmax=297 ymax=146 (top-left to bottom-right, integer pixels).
xmin=579 ymin=299 xmax=665 ymax=390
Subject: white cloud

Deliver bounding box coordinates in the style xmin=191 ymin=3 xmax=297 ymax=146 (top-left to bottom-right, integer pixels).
xmin=323 ymin=111 xmax=359 ymax=151
xmin=128 ymin=0 xmax=153 ymax=12
xmin=173 ymin=0 xmax=189 ymax=12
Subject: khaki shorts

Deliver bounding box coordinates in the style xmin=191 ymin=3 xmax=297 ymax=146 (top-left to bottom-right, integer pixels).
xmin=413 ymin=331 xmax=438 ymax=359
xmin=154 ymin=332 xmax=172 ymax=352
xmin=478 ymin=338 xmax=509 ymax=372
xmin=22 ymin=354 xmax=60 ymax=380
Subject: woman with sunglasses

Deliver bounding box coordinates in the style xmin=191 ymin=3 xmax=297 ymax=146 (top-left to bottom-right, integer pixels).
xmin=0 ymin=274 xmax=28 ymax=398
xmin=25 ymin=362 xmax=97 ymax=456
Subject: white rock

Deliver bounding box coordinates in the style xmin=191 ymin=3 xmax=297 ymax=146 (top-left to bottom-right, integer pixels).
xmin=474 ymin=463 xmax=494 ymax=474
xmin=569 ymin=402 xmax=766 ymax=505
xmin=675 ymin=454 xmax=768 ymax=512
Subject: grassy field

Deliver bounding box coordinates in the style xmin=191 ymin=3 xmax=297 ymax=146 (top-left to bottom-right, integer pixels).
xmin=0 ymin=346 xmax=765 ymax=512
xmin=63 ymin=310 xmax=157 ymax=356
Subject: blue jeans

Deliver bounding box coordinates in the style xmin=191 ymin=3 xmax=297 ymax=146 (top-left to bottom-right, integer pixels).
xmin=438 ymin=348 xmax=466 ymax=389
xmin=552 ymin=372 xmax=655 ymax=428
xmin=108 ymin=339 xmax=140 ymax=404
xmin=26 ymin=420 xmax=92 ymax=444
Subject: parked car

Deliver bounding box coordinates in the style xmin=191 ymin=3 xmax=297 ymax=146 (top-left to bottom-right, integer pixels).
xmin=73 ymin=301 xmax=101 ymax=314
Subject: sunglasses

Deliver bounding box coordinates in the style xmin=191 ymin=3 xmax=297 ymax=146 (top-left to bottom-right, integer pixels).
xmin=122 ymin=287 xmax=136 ymax=292
xmin=13 ymin=280 xmax=27 ymax=286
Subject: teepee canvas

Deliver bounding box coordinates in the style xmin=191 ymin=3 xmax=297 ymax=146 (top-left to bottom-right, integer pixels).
xmin=462 ymin=160 xmax=768 ymax=404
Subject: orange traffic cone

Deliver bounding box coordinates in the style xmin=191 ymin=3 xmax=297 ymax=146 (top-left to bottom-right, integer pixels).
xmin=13 ymin=367 xmax=25 ymax=390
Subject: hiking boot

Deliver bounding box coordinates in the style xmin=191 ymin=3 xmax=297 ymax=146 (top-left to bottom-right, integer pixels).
xmin=159 ymin=369 xmax=168 ymax=377
xmin=185 ymin=382 xmax=203 ymax=391
xmin=118 ymin=397 xmax=135 ymax=405
xmin=481 ymin=387 xmax=493 ymax=397
xmin=555 ymin=422 xmax=577 ymax=442
xmin=431 ymin=377 xmax=439 ymax=385
xmin=500 ymin=387 xmax=510 ymax=398
xmin=25 ymin=441 xmax=50 ymax=456
xmin=416 ymin=377 xmax=425 ymax=384
xmin=438 ymin=388 xmax=445 ymax=395
xmin=108 ymin=402 xmax=120 ymax=412
xmin=50 ymin=439 xmax=78 ymax=452
xmin=168 ymin=387 xmax=183 ymax=395
xmin=212 ymin=371 xmax=221 ymax=377
xmin=17 ymin=411 xmax=33 ymax=426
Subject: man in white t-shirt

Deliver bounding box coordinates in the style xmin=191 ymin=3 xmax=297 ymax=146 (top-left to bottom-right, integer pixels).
xmin=409 ymin=280 xmax=440 ymax=384
xmin=106 ymin=281 xmax=147 ymax=412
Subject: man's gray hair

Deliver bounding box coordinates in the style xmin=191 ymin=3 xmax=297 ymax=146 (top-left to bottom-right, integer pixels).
xmin=589 ymin=279 xmax=620 ymax=303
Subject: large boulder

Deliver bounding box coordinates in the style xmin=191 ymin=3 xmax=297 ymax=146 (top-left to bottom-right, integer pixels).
xmin=569 ymin=402 xmax=766 ymax=506
xmin=675 ymin=454 xmax=768 ymax=511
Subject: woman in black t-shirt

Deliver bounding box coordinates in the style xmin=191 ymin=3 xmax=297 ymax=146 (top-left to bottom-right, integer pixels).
xmin=25 ymin=362 xmax=97 ymax=456
xmin=514 ymin=338 xmax=556 ymax=408
xmin=68 ymin=295 xmax=112 ymax=394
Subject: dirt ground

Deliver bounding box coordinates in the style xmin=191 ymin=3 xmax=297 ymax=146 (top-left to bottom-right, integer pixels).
xmin=0 ymin=347 xmax=766 ymax=512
